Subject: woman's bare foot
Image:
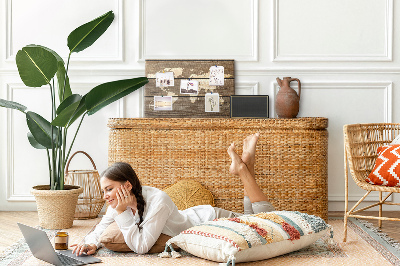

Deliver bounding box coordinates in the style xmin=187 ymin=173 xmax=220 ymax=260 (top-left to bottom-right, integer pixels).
xmin=228 ymin=141 xmax=269 ymax=203
xmin=241 ymin=133 xmax=260 ymax=166
xmin=228 ymin=142 xmax=247 ymax=175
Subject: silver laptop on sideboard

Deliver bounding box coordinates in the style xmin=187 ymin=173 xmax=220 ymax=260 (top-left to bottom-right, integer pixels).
xmin=17 ymin=223 xmax=101 ymax=266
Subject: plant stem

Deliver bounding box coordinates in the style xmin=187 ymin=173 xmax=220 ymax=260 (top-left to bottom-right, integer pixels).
xmin=46 ymin=148 xmax=52 ymax=187
xmin=62 ymin=54 xmax=71 ymax=100
xmin=52 ymin=79 xmax=55 ymax=102
xmin=58 ymin=128 xmax=63 ymax=190
xmin=49 ymin=83 xmax=56 ymax=189
xmin=61 ymin=127 xmax=67 ymax=187
xmin=66 ymin=112 xmax=86 ymax=162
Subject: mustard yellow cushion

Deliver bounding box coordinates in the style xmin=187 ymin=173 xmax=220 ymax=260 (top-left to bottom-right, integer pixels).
xmin=163 ymin=180 xmax=215 ymax=210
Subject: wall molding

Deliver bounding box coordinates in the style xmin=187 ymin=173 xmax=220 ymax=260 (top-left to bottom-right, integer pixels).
xmin=238 ymin=68 xmax=400 ymax=75
xmin=5 ymin=0 xmax=124 ymax=63
xmin=6 ymin=82 xmax=32 ymax=202
xmin=5 ymin=0 xmax=11 ymax=62
xmin=139 ymin=86 xmax=145 ymax=118
xmin=0 ymin=69 xmax=146 ymax=77
xmin=5 ymin=68 xmax=400 ymax=77
xmin=272 ymin=0 xmax=393 ymax=62
xmin=138 ymin=0 xmax=259 ymax=62
xmin=235 ymin=81 xmax=259 ymax=95
xmin=5 ymin=82 xmax=123 ymax=202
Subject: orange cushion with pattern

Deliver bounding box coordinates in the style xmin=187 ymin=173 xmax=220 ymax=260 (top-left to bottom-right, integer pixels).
xmin=366 ymin=144 xmax=400 ymax=187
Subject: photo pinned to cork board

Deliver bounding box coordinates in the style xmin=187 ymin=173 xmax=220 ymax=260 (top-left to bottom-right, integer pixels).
xmin=180 ymin=79 xmax=199 ymax=95
xmin=154 ymin=96 xmax=172 ymax=111
xmin=144 ymin=60 xmax=234 ymax=118
xmin=205 ymin=93 xmax=219 ymax=112
xmin=155 ymin=72 xmax=174 ymax=87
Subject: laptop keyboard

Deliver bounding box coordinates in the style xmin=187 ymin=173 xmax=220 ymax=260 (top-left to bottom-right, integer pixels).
xmin=57 ymin=253 xmax=83 ymax=265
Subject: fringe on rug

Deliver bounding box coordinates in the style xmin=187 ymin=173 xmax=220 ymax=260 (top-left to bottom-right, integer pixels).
xmin=356 ymin=218 xmax=400 ymax=250
xmin=0 ymin=238 xmax=26 ymax=260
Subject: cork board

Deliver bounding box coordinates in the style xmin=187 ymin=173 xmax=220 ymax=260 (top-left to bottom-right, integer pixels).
xmin=144 ymin=60 xmax=235 ymax=118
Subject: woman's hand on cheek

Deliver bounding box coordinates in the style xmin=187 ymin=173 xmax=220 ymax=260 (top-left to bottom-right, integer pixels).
xmin=115 ymin=185 xmax=133 ymax=214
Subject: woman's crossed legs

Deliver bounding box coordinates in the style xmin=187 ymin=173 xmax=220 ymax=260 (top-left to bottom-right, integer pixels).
xmin=214 ymin=133 xmax=274 ymax=218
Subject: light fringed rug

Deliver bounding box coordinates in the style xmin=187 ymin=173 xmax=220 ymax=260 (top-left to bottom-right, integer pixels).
xmin=1 ymin=218 xmax=399 ymax=265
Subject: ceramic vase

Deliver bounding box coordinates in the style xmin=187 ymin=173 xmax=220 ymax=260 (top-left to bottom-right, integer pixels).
xmin=275 ymin=77 xmax=301 ymax=118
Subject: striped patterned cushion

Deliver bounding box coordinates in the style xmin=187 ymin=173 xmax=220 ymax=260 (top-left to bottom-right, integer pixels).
xmin=163 ymin=211 xmax=331 ymax=264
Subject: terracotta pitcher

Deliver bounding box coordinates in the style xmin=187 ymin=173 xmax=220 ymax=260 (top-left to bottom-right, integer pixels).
xmin=275 ymin=77 xmax=301 ymax=118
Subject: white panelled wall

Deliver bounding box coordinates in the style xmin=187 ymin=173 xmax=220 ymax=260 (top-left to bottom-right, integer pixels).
xmin=0 ymin=0 xmax=399 ymax=211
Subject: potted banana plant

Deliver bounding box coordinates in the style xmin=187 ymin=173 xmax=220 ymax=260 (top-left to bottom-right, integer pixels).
xmin=0 ymin=11 xmax=148 ymax=229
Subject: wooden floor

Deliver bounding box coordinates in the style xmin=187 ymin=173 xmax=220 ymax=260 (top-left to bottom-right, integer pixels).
xmin=0 ymin=212 xmax=39 ymax=253
xmin=1 ymin=211 xmax=400 ymax=254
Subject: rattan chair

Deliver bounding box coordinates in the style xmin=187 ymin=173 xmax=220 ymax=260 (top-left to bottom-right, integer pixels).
xmin=343 ymin=123 xmax=400 ymax=242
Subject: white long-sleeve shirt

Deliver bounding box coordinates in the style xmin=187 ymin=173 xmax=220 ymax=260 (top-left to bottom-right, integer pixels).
xmin=84 ymin=186 xmax=216 ymax=254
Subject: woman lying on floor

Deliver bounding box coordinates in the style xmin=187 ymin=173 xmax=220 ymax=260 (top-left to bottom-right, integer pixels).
xmin=72 ymin=133 xmax=275 ymax=255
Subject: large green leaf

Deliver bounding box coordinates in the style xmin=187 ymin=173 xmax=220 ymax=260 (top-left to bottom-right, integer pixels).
xmin=26 ymin=44 xmax=63 ymax=62
xmin=27 ymin=132 xmax=46 ymax=149
xmin=56 ymin=61 xmax=72 ymax=102
xmin=26 ymin=111 xmax=60 ymax=149
xmin=25 ymin=45 xmax=72 ymax=101
xmin=67 ymin=95 xmax=87 ymax=127
xmin=0 ymin=99 xmax=27 ymax=113
xmin=16 ymin=45 xmax=58 ymax=87
xmin=67 ymin=11 xmax=114 ymax=53
xmin=85 ymin=77 xmax=148 ymax=115
xmin=52 ymin=94 xmax=82 ymax=127
xmin=56 ymin=94 xmax=82 ymax=115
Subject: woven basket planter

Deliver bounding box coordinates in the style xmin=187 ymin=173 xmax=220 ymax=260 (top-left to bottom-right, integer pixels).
xmin=31 ymin=185 xmax=83 ymax=229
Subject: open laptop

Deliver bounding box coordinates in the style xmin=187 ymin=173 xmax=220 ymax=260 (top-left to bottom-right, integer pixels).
xmin=17 ymin=223 xmax=102 ymax=266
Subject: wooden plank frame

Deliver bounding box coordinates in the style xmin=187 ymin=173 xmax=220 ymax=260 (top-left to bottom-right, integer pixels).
xmin=144 ymin=60 xmax=235 ymax=118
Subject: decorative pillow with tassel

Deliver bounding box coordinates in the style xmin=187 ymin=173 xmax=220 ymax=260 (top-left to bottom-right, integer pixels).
xmin=159 ymin=211 xmax=333 ymax=265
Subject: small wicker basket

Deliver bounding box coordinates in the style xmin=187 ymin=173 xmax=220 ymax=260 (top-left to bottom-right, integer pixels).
xmin=65 ymin=151 xmax=105 ymax=219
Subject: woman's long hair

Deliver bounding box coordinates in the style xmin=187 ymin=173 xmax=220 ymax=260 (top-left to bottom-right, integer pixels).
xmin=101 ymin=162 xmax=146 ymax=230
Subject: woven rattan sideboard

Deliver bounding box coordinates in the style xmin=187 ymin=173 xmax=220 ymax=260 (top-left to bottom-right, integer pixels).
xmin=108 ymin=118 xmax=328 ymax=221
